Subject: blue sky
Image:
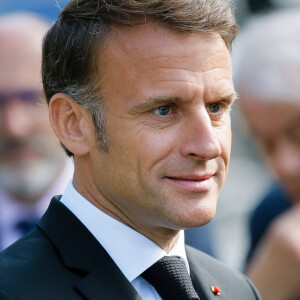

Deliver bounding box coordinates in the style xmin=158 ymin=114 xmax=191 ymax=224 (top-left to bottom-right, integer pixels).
xmin=0 ymin=0 xmax=69 ymax=21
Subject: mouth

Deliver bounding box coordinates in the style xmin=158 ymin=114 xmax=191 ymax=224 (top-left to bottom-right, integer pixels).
xmin=163 ymin=174 xmax=215 ymax=192
xmin=0 ymin=146 xmax=41 ymax=162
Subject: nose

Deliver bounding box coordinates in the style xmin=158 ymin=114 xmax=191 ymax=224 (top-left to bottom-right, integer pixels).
xmin=180 ymin=108 xmax=222 ymax=160
xmin=271 ymin=140 xmax=300 ymax=180
xmin=0 ymin=100 xmax=34 ymax=138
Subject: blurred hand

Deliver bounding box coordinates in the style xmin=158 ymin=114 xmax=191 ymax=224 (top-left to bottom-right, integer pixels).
xmin=246 ymin=203 xmax=300 ymax=300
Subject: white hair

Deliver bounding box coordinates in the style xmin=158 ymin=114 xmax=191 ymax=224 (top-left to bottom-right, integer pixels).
xmin=233 ymin=9 xmax=300 ymax=103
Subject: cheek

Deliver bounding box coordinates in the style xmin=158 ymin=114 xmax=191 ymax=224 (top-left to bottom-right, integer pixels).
xmin=140 ymin=131 xmax=174 ymax=156
xmin=120 ymin=124 xmax=177 ymax=170
xmin=218 ymin=120 xmax=232 ymax=163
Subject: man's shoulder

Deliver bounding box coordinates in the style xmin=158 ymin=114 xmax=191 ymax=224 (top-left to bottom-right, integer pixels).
xmin=186 ymin=246 xmax=261 ymax=299
xmin=0 ymin=228 xmax=53 ymax=270
xmin=0 ymin=227 xmax=83 ymax=300
xmin=186 ymin=245 xmax=246 ymax=279
xmin=0 ymin=229 xmax=58 ymax=287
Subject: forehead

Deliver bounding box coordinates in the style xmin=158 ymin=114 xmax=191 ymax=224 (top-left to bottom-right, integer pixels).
xmin=99 ymin=22 xmax=232 ymax=102
xmin=0 ymin=31 xmax=42 ymax=91
xmin=241 ymin=99 xmax=300 ymax=137
xmin=108 ymin=22 xmax=223 ymax=54
xmin=104 ymin=22 xmax=229 ymax=70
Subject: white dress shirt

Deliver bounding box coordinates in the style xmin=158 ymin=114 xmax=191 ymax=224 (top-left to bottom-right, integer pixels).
xmin=0 ymin=159 xmax=74 ymax=250
xmin=60 ymin=181 xmax=189 ymax=300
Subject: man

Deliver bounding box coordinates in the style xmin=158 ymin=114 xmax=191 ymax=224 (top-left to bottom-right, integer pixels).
xmin=0 ymin=1 xmax=260 ymax=299
xmin=235 ymin=10 xmax=300 ymax=300
xmin=0 ymin=13 xmax=73 ymax=250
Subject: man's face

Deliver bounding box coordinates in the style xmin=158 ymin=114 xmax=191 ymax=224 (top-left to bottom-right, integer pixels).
xmin=241 ymin=99 xmax=300 ymax=202
xmin=87 ymin=23 xmax=234 ymax=232
xmin=0 ymin=31 xmax=65 ymax=201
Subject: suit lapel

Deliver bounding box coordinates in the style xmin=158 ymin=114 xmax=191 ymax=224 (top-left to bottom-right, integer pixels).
xmin=38 ymin=197 xmax=142 ymax=300
xmin=37 ymin=198 xmax=230 ymax=300
xmin=187 ymin=247 xmax=228 ymax=300
xmin=75 ymin=251 xmax=142 ymax=300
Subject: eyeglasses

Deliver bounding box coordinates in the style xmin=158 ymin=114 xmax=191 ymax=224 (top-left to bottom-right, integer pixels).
xmin=0 ymin=90 xmax=45 ymax=105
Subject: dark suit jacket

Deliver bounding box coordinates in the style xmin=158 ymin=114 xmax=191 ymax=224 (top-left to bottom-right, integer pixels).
xmin=0 ymin=196 xmax=260 ymax=300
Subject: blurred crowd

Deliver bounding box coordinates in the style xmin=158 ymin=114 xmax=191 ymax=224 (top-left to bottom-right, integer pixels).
xmin=0 ymin=0 xmax=300 ymax=299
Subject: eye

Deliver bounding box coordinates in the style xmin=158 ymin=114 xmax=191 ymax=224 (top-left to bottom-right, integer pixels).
xmin=207 ymin=103 xmax=223 ymax=114
xmin=153 ymin=105 xmax=172 ymax=116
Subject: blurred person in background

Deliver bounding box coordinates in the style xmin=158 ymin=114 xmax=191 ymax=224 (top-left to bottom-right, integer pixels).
xmin=0 ymin=13 xmax=73 ymax=250
xmin=234 ymin=10 xmax=300 ymax=300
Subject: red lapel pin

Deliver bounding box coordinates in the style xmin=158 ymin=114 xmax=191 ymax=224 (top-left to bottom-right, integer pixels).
xmin=211 ymin=285 xmax=221 ymax=296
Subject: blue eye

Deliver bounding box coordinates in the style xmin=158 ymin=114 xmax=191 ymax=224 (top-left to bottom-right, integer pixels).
xmin=208 ymin=103 xmax=222 ymax=113
xmin=153 ymin=105 xmax=172 ymax=116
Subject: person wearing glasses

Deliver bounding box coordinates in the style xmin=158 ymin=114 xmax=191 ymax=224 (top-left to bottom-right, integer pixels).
xmin=0 ymin=13 xmax=73 ymax=250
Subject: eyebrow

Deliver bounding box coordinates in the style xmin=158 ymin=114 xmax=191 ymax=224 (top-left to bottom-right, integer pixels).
xmin=132 ymin=96 xmax=182 ymax=112
xmin=135 ymin=90 xmax=238 ymax=110
xmin=212 ymin=91 xmax=239 ymax=104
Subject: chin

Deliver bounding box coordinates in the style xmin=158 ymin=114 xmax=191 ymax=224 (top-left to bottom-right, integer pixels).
xmin=186 ymin=208 xmax=216 ymax=229
xmin=0 ymin=157 xmax=63 ymax=201
xmin=165 ymin=201 xmax=217 ymax=230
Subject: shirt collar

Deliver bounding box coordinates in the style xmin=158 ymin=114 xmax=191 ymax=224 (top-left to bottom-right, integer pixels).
xmin=60 ymin=181 xmax=189 ymax=282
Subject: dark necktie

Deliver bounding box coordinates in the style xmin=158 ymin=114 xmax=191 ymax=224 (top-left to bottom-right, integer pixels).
xmin=142 ymin=256 xmax=200 ymax=300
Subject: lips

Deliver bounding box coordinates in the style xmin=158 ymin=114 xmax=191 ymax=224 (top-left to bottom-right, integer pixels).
xmin=167 ymin=174 xmax=213 ymax=181
xmin=164 ymin=173 xmax=215 ymax=192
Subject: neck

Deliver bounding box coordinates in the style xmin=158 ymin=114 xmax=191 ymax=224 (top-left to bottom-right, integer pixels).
xmin=73 ymin=168 xmax=180 ymax=252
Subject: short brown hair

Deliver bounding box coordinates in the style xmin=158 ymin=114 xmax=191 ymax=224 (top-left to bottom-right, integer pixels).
xmin=42 ymin=0 xmax=238 ymax=156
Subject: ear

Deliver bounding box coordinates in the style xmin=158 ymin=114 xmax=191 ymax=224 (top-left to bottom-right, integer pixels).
xmin=49 ymin=93 xmax=92 ymax=156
